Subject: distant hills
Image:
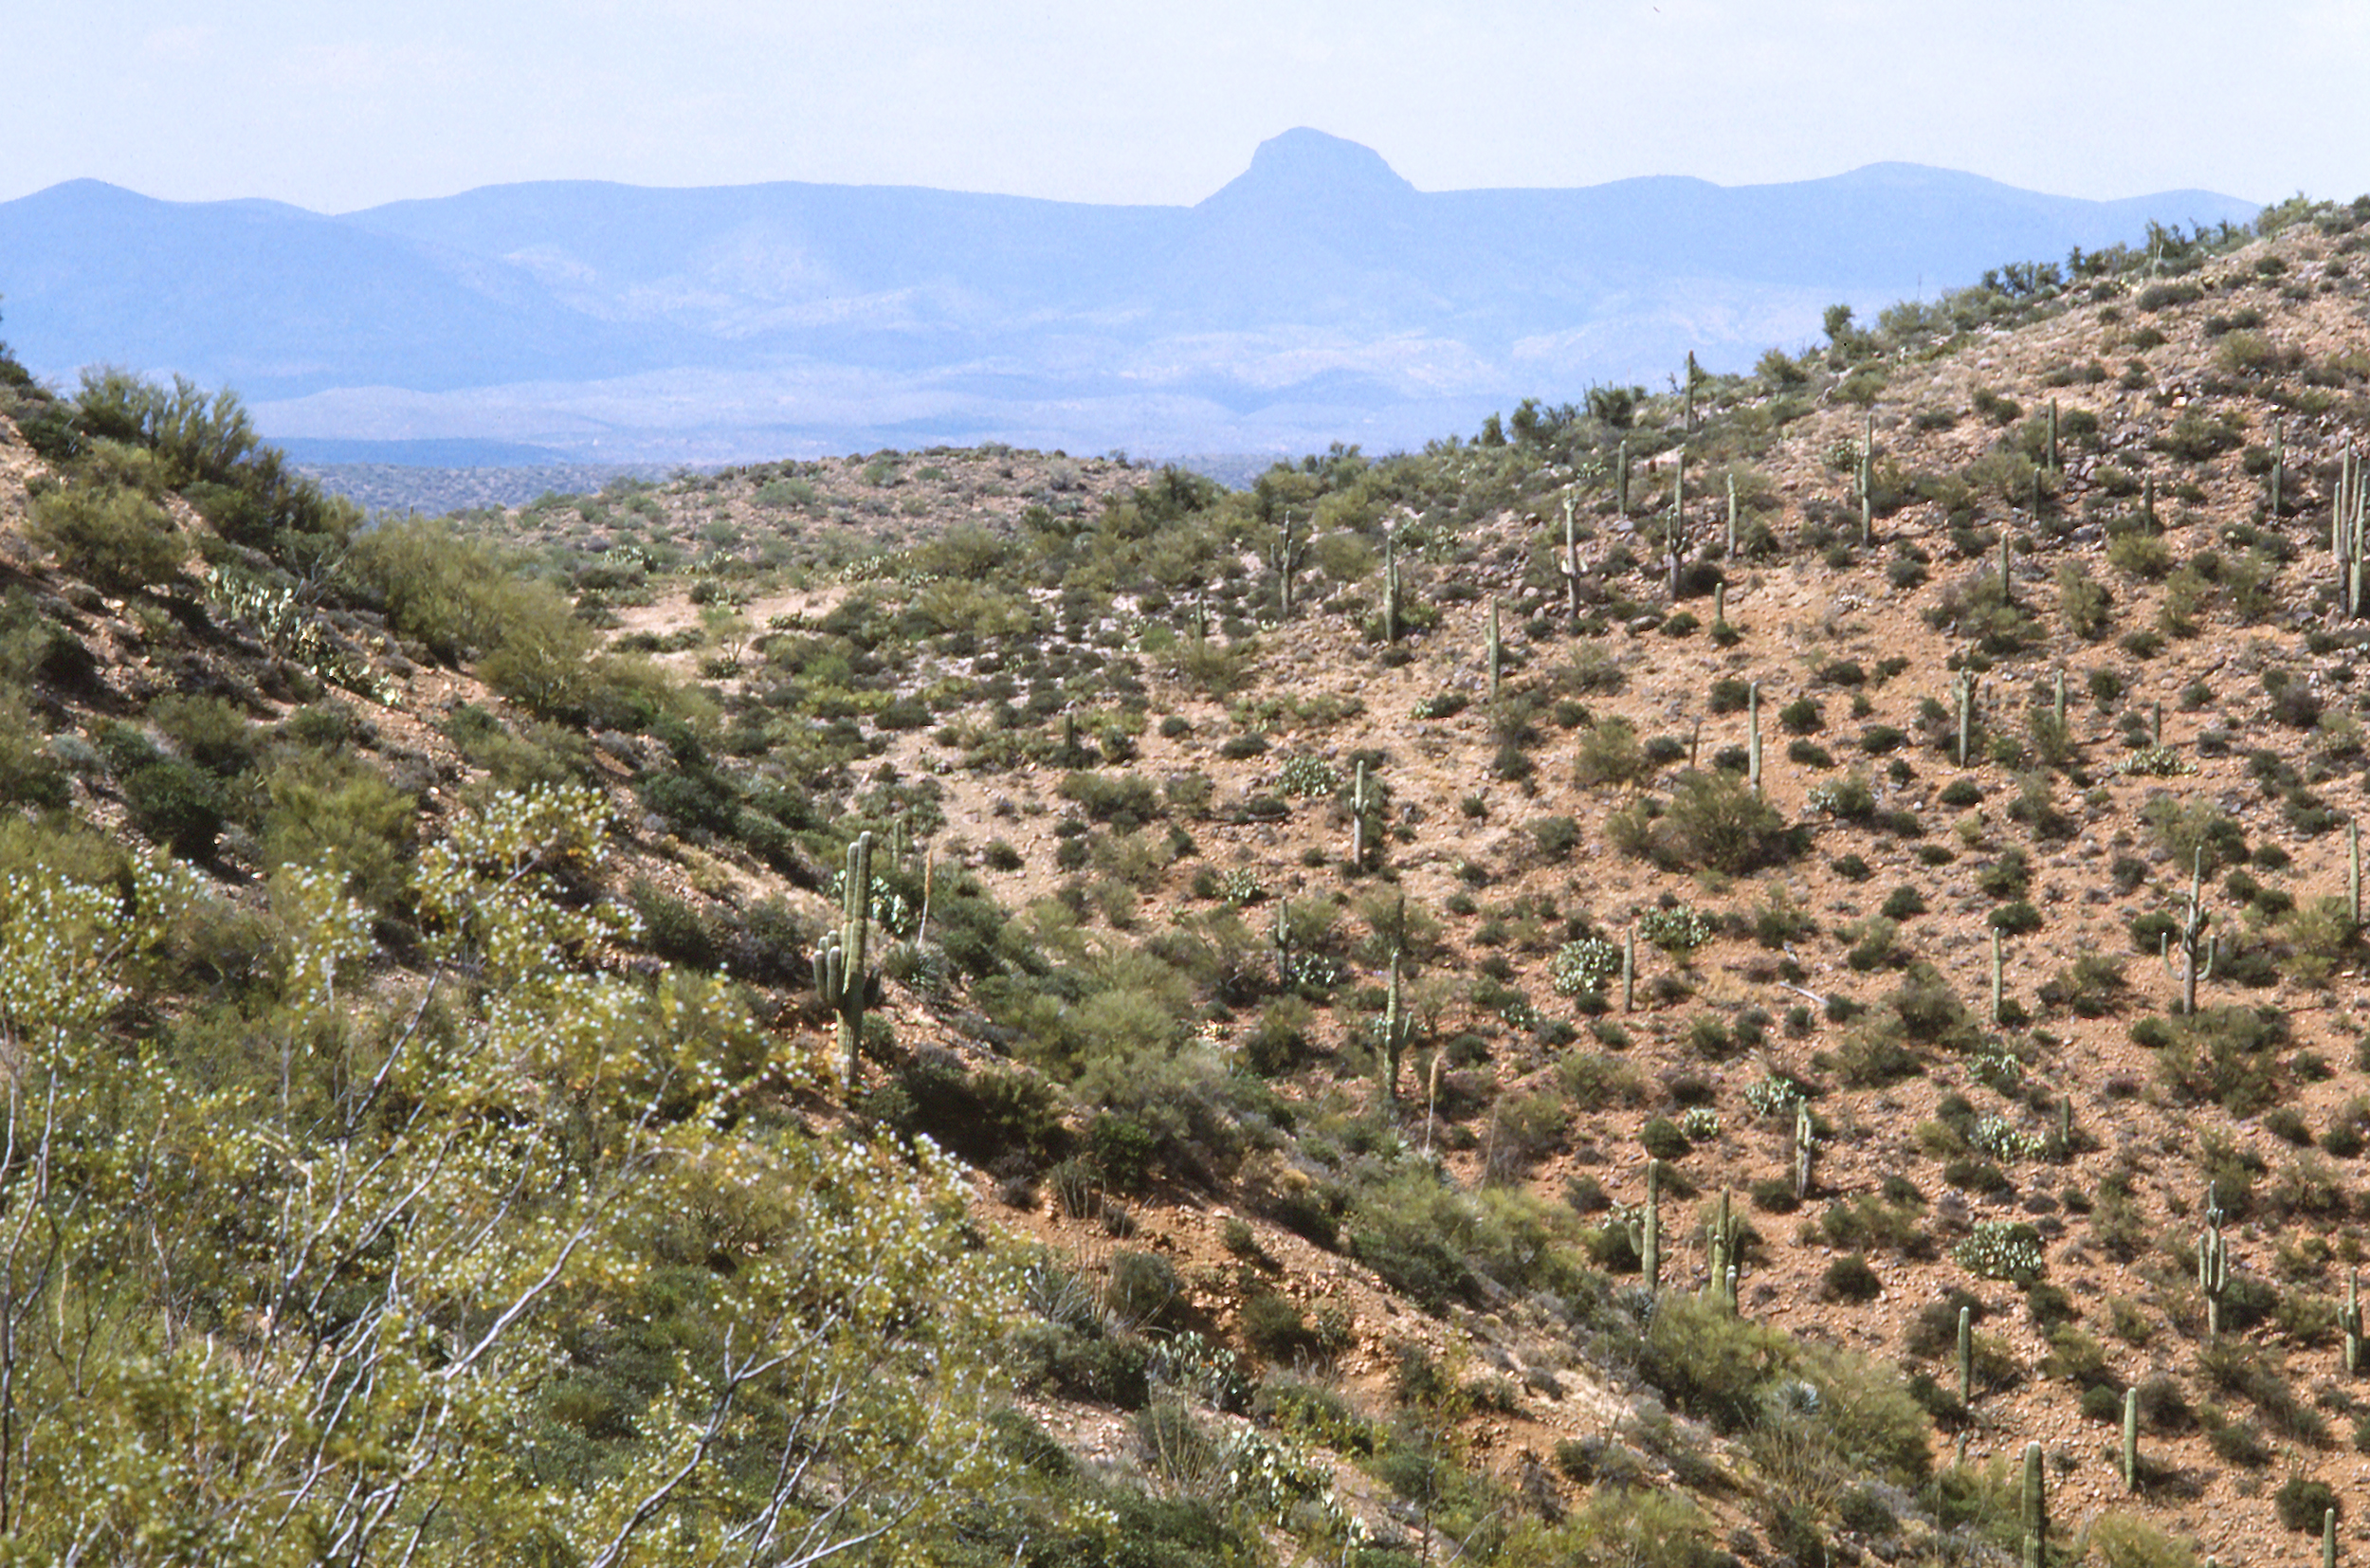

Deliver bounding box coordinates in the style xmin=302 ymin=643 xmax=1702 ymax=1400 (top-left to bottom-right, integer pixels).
xmin=0 ymin=130 xmax=2256 ymax=463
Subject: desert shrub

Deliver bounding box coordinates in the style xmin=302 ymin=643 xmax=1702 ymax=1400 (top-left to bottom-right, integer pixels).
xmin=2157 ymin=1006 xmax=2288 ymax=1115
xmin=1058 ymin=770 xmax=1162 ymax=828
xmin=1823 ymin=1253 xmax=1882 ymax=1301
xmin=1559 ymin=1052 xmax=1648 ymax=1109
xmin=1638 ymin=1292 xmax=1790 ymax=1432
xmin=2276 ymin=1476 xmax=2340 ymax=1532
xmin=1639 ymin=1118 xmax=1691 ymax=1160
xmin=2088 ymin=1516 xmax=2198 ymax=1568
xmin=2156 ymin=410 xmax=2244 ymax=462
xmin=121 ymin=757 xmax=225 ymax=860
xmin=2038 ymin=952 xmax=2126 ymax=1016
xmin=27 ymin=483 xmax=187 ymax=591
xmin=0 ymin=691 xmax=69 ymax=811
xmin=1656 ymin=770 xmax=1795 ymax=873
xmin=1531 ymin=814 xmax=1581 ymax=860
xmin=629 ymin=881 xmax=720 ymax=970
xmin=2058 ymin=561 xmax=2113 ymax=639
xmin=1106 ymin=1249 xmax=1183 ymax=1330
xmin=1575 ymin=717 xmax=1650 ymax=787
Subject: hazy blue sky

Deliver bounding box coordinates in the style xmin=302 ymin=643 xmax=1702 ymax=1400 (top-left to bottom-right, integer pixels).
xmin=12 ymin=1 xmax=2367 ymax=211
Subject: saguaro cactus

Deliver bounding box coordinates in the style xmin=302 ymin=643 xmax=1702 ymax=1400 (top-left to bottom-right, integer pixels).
xmin=1725 ymin=472 xmax=1739 ymax=557
xmin=1630 ymin=1159 xmax=1663 ymax=1292
xmin=1380 ymin=951 xmax=1408 ymax=1103
xmin=2327 ymin=1505 xmax=2340 ymax=1568
xmin=1621 ymin=925 xmax=1637 ymax=1012
xmin=1382 ymin=533 xmax=1403 ymax=644
xmin=2352 ymin=818 xmax=2362 ymax=927
xmin=2047 ymin=397 xmax=2060 ymax=472
xmin=1794 ymin=1101 xmax=1816 ymax=1201
xmin=1486 ymin=599 xmax=1502 ymax=698
xmin=1668 ymin=450 xmax=1686 ymax=599
xmin=1560 ymin=494 xmax=1583 ymax=619
xmin=2345 ymin=1270 xmax=2362 ymax=1376
xmin=1747 ymin=682 xmax=1763 ymax=795
xmin=2021 ymin=1442 xmax=2046 ymax=1568
xmin=1273 ymin=894 xmax=1294 ymax=987
xmin=1351 ymin=758 xmax=1374 ymax=870
xmin=1616 ymin=440 xmax=1631 ymax=518
xmin=1991 ymin=928 xmax=2007 ymax=1026
xmin=1705 ymin=1190 xmax=1742 ymax=1312
xmin=1955 ymin=671 xmax=1979 ymax=767
xmin=2198 ymin=1186 xmax=2231 ymax=1340
xmin=1958 ymin=1304 xmax=1974 ymax=1404
xmin=1858 ymin=409 xmax=1875 ymax=546
xmin=1274 ymin=506 xmax=1304 ymax=617
xmin=2123 ymin=1386 xmax=2140 ymax=1492
xmin=815 ymin=830 xmax=876 ymax=1085
xmin=2162 ymin=848 xmax=2217 ymax=1015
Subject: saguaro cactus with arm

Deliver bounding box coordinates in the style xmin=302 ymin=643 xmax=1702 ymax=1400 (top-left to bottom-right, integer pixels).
xmin=815 ymin=830 xmax=875 ymax=1086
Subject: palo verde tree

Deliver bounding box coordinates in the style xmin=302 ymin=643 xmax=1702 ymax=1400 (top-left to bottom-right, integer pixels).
xmin=0 ymin=784 xmax=1016 ymax=1564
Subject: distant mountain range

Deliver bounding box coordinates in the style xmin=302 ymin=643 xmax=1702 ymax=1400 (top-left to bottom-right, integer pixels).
xmin=0 ymin=130 xmax=2256 ymax=463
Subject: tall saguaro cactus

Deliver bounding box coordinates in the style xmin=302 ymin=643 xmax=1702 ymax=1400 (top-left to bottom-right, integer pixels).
xmin=2345 ymin=1270 xmax=2362 ymax=1377
xmin=2021 ymin=1442 xmax=2047 ymax=1568
xmin=2123 ymin=1387 xmax=2140 ymax=1492
xmin=1486 ymin=599 xmax=1503 ymax=699
xmin=2199 ymin=1185 xmax=2231 ymax=1341
xmin=1858 ymin=408 xmax=1875 ymax=546
xmin=1560 ymin=493 xmax=1583 ymax=620
xmin=1668 ymin=450 xmax=1687 ymax=599
xmin=1793 ymin=1101 xmax=1816 ymax=1202
xmin=1991 ymin=929 xmax=2007 ymax=1026
xmin=815 ymin=830 xmax=876 ymax=1085
xmin=1380 ymin=950 xmax=1408 ymax=1103
xmin=1273 ymin=506 xmax=1304 ymax=619
xmin=1382 ymin=533 xmax=1403 ymax=644
xmin=1705 ymin=1190 xmax=1742 ymax=1313
xmin=1747 ymin=682 xmax=1763 ymax=795
xmin=1958 ymin=1304 xmax=1975 ymax=1404
xmin=1954 ymin=672 xmax=1979 ymax=767
xmin=1630 ymin=1159 xmax=1663 ymax=1292
xmin=2162 ymin=848 xmax=2217 ymax=1015
xmin=1350 ymin=758 xmax=1374 ymax=870
xmin=2352 ymin=818 xmax=2362 ymax=928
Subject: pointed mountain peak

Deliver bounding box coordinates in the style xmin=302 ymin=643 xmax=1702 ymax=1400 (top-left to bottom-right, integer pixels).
xmin=1198 ymin=129 xmax=1416 ymax=212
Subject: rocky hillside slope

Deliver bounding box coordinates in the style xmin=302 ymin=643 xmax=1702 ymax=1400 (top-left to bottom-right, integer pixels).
xmin=3 ymin=192 xmax=2369 ymax=1566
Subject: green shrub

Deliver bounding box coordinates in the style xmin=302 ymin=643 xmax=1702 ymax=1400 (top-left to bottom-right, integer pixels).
xmin=629 ymin=881 xmax=720 ymax=970
xmin=27 ymin=483 xmax=187 ymax=591
xmin=1639 ymin=1292 xmax=1790 ymax=1433
xmin=2157 ymin=1006 xmax=2288 ymax=1115
xmin=260 ymin=754 xmax=415 ymax=910
xmin=2275 ymin=1476 xmax=2339 ymax=1532
xmin=1575 ymin=717 xmax=1650 ymax=787
xmin=0 ymin=690 xmax=69 ymax=810
xmin=122 ymin=758 xmax=224 ymax=860
xmin=1656 ymin=770 xmax=1796 ymax=873
xmin=1823 ymin=1253 xmax=1883 ymax=1301
xmin=1639 ymin=1118 xmax=1691 ymax=1160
